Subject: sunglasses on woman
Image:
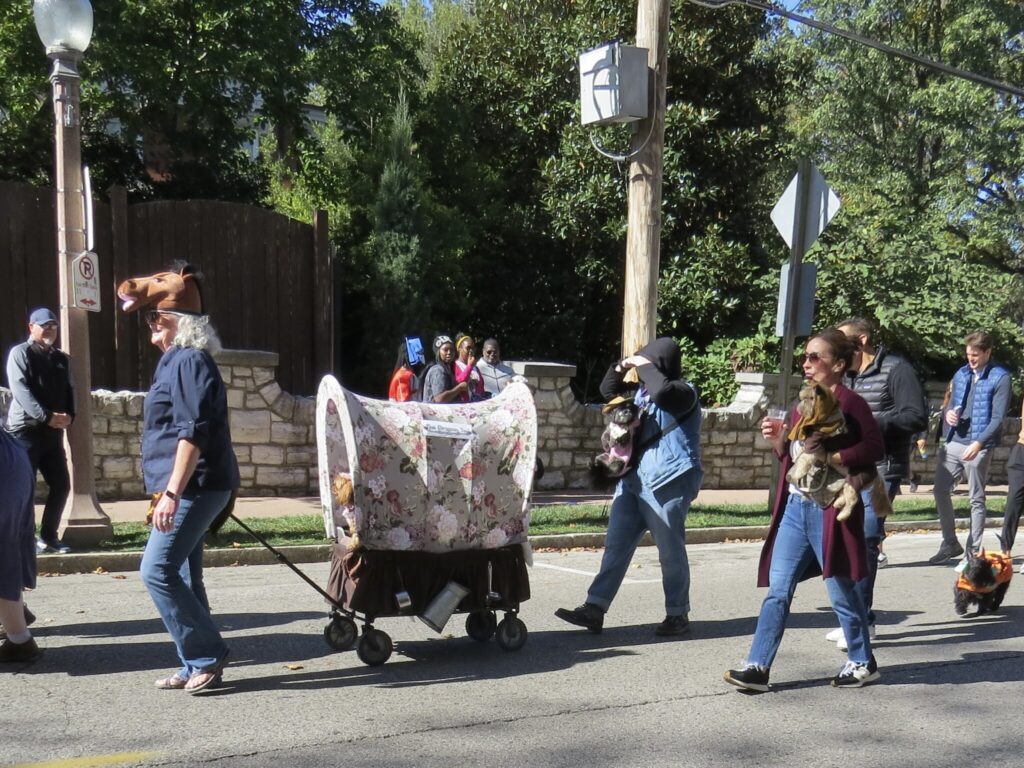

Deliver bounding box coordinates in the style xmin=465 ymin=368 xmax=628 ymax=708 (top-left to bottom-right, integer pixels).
xmin=801 ymin=352 xmax=832 ymax=363
xmin=144 ymin=310 xmax=183 ymax=325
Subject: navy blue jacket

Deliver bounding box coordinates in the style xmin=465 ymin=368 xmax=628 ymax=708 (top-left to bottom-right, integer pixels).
xmin=142 ymin=346 xmax=240 ymax=494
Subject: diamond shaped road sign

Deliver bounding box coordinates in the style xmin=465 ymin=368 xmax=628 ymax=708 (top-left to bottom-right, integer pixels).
xmin=770 ymin=163 xmax=840 ymax=251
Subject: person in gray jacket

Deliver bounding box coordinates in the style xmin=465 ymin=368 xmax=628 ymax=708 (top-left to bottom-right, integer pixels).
xmin=831 ymin=318 xmax=927 ymax=648
xmin=4 ymin=308 xmax=74 ymax=554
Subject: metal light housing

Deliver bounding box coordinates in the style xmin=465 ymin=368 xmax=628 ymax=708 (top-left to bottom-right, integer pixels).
xmin=33 ymin=0 xmax=93 ymax=55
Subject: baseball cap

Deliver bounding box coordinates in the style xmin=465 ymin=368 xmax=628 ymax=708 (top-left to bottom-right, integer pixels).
xmin=29 ymin=308 xmax=58 ymax=326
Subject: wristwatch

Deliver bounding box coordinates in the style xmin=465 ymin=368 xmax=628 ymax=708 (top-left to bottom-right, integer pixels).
xmin=164 ymin=489 xmax=179 ymax=501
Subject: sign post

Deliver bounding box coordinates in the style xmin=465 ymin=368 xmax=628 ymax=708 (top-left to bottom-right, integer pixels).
xmin=71 ymin=251 xmax=101 ymax=311
xmin=766 ymin=159 xmax=841 ymax=510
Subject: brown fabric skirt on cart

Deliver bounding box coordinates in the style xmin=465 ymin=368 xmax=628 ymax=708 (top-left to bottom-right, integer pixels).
xmin=327 ymin=543 xmax=531 ymax=617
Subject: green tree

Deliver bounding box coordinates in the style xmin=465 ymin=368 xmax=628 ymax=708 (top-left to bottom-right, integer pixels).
xmin=0 ymin=1 xmax=417 ymax=203
xmin=422 ymin=1 xmax=789 ymax=402
xmin=778 ymin=0 xmax=1024 ymax=377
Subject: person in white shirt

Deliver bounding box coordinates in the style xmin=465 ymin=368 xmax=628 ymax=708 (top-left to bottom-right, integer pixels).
xmin=477 ymin=338 xmax=515 ymax=397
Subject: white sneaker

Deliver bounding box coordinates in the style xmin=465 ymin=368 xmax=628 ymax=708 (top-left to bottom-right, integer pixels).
xmin=877 ymin=552 xmax=889 ymax=567
xmin=1019 ymin=562 xmax=1024 ymax=575
xmin=825 ymin=627 xmax=844 ymax=643
xmin=836 ymin=623 xmax=876 ymax=652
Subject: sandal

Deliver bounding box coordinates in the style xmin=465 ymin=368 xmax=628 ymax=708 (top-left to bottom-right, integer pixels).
xmin=154 ymin=673 xmax=188 ymax=690
xmin=185 ymin=669 xmax=222 ymax=694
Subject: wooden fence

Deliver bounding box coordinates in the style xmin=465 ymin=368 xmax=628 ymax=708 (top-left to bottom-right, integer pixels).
xmin=1 ymin=181 xmax=331 ymax=395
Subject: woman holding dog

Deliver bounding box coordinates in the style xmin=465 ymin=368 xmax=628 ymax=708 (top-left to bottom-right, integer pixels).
xmin=117 ymin=265 xmax=239 ymax=693
xmin=725 ymin=328 xmax=884 ymax=692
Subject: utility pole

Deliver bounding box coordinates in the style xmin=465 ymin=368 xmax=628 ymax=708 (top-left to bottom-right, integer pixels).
xmin=621 ymin=0 xmax=670 ymax=358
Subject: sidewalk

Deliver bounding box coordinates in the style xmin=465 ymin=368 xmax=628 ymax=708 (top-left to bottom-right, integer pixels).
xmin=38 ymin=482 xmax=1002 ymax=525
xmin=32 ymin=483 xmax=1008 ymax=576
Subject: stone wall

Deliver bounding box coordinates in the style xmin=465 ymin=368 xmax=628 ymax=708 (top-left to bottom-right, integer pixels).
xmin=3 ymin=353 xmax=1020 ymax=497
xmin=1 ymin=350 xmax=317 ymax=500
xmin=523 ymin=365 xmax=776 ymax=490
xmin=518 ymin=365 xmax=1021 ymax=490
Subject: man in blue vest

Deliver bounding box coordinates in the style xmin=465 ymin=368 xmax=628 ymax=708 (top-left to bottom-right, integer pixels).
xmin=930 ymin=331 xmax=1012 ymax=563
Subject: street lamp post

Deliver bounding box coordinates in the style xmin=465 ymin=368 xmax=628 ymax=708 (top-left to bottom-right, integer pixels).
xmin=33 ymin=0 xmax=111 ymax=545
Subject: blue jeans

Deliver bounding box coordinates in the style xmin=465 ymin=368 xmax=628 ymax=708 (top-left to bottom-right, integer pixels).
xmin=141 ymin=489 xmax=231 ymax=675
xmin=587 ymin=468 xmax=701 ymax=615
xmin=748 ymin=494 xmax=872 ymax=668
xmin=856 ymin=478 xmax=897 ymax=625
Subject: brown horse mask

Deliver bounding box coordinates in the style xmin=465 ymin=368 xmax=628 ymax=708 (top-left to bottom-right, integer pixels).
xmin=117 ymin=268 xmax=202 ymax=314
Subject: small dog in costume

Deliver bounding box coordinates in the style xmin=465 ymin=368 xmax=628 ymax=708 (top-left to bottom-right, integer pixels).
xmin=954 ymin=550 xmax=1012 ymax=616
xmin=786 ymin=381 xmax=891 ymax=522
xmin=589 ymin=396 xmax=642 ymax=490
xmin=331 ymin=473 xmax=361 ymax=550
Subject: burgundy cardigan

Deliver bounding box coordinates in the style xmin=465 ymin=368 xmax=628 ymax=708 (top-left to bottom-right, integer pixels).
xmin=757 ymin=383 xmax=885 ymax=587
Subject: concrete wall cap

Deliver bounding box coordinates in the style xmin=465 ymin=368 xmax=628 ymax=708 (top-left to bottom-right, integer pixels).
xmin=214 ymin=349 xmax=280 ymax=367
xmin=512 ymin=361 xmax=577 ymax=378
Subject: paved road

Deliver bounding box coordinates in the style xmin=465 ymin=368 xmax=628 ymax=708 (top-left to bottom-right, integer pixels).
xmin=4 ymin=530 xmax=1021 ymax=768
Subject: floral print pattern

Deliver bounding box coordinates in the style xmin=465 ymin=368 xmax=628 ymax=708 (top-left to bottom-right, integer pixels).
xmin=316 ymin=376 xmax=537 ymax=552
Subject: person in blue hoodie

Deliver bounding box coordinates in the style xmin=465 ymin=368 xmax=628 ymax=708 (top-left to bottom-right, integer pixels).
xmin=555 ymin=337 xmax=702 ymax=636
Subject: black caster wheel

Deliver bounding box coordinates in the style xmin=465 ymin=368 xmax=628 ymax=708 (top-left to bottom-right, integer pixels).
xmin=495 ymin=616 xmax=527 ymax=651
xmin=356 ymin=628 xmax=393 ymax=666
xmin=323 ymin=615 xmax=358 ymax=651
xmin=465 ymin=611 xmax=497 ymax=642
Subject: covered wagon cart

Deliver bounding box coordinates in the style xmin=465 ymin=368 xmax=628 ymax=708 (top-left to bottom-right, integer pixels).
xmin=316 ymin=375 xmax=538 ymax=666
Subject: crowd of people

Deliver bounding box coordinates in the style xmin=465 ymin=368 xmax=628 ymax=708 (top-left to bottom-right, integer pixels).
xmin=388 ymin=333 xmax=516 ymax=404
xmin=2 ymin=298 xmax=1022 ymax=695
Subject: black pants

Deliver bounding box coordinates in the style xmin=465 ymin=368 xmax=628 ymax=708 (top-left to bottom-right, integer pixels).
xmin=1000 ymin=443 xmax=1024 ymax=553
xmin=9 ymin=428 xmax=70 ymax=545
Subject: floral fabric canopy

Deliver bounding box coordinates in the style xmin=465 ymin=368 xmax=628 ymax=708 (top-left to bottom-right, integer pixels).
xmin=316 ymin=376 xmax=538 ymax=552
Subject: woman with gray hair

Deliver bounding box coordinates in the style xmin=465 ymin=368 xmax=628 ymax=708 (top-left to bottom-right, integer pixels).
xmin=117 ymin=265 xmax=239 ymax=693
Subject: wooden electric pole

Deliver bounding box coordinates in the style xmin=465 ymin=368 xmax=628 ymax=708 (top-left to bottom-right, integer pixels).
xmin=621 ymin=0 xmax=670 ymax=358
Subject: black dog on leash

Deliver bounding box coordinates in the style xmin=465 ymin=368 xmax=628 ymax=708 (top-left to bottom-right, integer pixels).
xmin=953 ymin=550 xmax=1012 ymax=616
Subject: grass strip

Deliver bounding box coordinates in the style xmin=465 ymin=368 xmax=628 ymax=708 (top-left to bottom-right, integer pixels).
xmin=91 ymin=496 xmax=1003 ymax=552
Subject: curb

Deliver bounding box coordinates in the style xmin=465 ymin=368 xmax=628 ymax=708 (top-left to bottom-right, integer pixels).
xmin=36 ymin=517 xmax=995 ymax=576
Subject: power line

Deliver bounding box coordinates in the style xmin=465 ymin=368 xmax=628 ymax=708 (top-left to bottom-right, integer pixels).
xmin=686 ymin=0 xmax=1024 ymax=99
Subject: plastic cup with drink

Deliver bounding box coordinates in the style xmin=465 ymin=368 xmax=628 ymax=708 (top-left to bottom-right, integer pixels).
xmin=764 ymin=407 xmax=788 ymax=440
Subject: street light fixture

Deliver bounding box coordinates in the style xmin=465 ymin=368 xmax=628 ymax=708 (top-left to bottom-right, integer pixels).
xmin=33 ymin=0 xmax=112 ymax=546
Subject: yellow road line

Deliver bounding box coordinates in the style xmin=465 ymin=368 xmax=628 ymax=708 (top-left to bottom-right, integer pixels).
xmin=7 ymin=752 xmax=161 ymax=768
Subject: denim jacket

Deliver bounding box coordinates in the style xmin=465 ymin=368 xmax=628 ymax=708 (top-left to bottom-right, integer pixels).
xmin=634 ymin=392 xmax=703 ymax=491
xmin=599 ymin=337 xmax=703 ymax=492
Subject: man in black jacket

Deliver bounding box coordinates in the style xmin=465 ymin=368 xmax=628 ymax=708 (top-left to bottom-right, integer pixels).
xmin=4 ymin=308 xmax=75 ymax=554
xmin=833 ymin=317 xmax=927 ymax=647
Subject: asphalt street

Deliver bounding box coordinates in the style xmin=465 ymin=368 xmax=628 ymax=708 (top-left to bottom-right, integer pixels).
xmin=4 ymin=530 xmax=1022 ymax=768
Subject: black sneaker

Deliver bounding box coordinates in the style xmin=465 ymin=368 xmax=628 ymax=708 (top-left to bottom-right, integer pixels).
xmin=724 ymin=664 xmax=770 ymax=692
xmin=655 ymin=614 xmax=690 ymax=637
xmin=554 ymin=603 xmax=604 ymax=633
xmin=0 ymin=638 xmax=41 ymax=663
xmin=45 ymin=540 xmax=71 ymax=554
xmin=831 ymin=655 xmax=880 ymax=688
xmin=928 ymin=541 xmax=964 ymax=564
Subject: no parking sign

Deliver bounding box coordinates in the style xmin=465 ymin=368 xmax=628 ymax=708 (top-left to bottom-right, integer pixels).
xmin=71 ymin=252 xmax=101 ymax=312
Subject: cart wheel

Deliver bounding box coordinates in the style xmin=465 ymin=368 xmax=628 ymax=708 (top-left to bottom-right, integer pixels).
xmin=323 ymin=615 xmax=358 ymax=651
xmin=495 ymin=616 xmax=528 ymax=651
xmin=465 ymin=611 xmax=497 ymax=642
xmin=356 ymin=628 xmax=393 ymax=666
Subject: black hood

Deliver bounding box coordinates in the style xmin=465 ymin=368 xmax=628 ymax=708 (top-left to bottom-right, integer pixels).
xmin=637 ymin=337 xmax=681 ymax=381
